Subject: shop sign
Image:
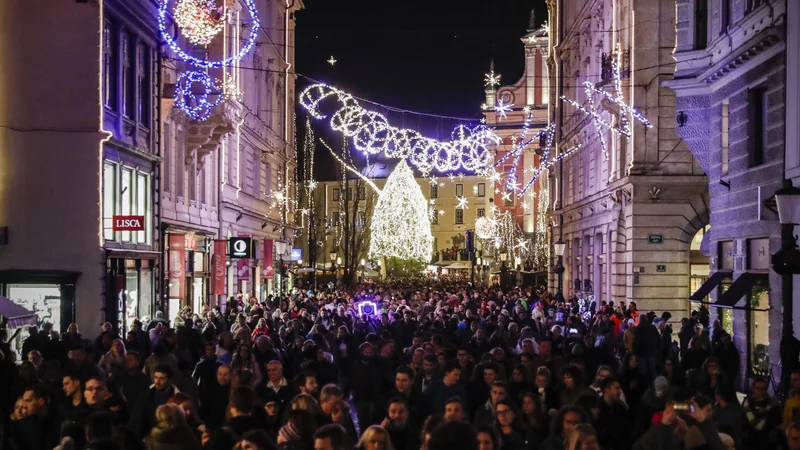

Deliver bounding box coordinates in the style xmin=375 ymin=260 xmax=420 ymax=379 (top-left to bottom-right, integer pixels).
xmin=112 ymin=215 xmax=145 ymax=231
xmin=291 ymin=248 xmax=302 ymax=261
xmin=168 ymin=234 xmax=186 ymax=299
xmin=229 ymin=237 xmax=253 ymax=259
xmin=262 ymin=239 xmax=274 ymax=278
xmin=212 ymin=240 xmax=227 ymax=295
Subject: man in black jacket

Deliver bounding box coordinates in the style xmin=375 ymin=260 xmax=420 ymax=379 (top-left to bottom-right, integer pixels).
xmin=381 ymin=397 xmax=420 ymax=450
xmin=596 ymin=377 xmax=630 ymax=450
xmin=128 ymin=364 xmax=179 ymax=438
xmin=113 ymin=351 xmax=150 ymax=415
xmin=199 ymin=364 xmax=232 ymax=431
xmin=193 ymin=341 xmax=221 ymax=391
xmin=228 ymin=385 xmax=272 ymax=440
xmin=11 ymin=384 xmax=63 ymax=450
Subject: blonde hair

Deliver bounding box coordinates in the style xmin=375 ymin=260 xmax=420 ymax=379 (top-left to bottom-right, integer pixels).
xmin=155 ymin=403 xmax=186 ymax=429
xmin=357 ymin=426 xmax=394 ymax=450
xmin=567 ymin=423 xmax=596 ymax=450
xmin=291 ymin=393 xmax=321 ymax=414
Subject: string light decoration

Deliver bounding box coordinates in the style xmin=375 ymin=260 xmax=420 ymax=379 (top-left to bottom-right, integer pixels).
xmin=517 ymin=143 xmax=581 ymax=199
xmin=475 ymin=216 xmax=497 ymax=239
xmin=560 ymin=43 xmax=651 ymax=159
xmin=174 ymin=69 xmax=222 ymax=121
xmin=494 ymin=100 xmax=513 ymax=120
xmin=158 ymin=0 xmax=260 ymax=69
xmin=531 ymin=183 xmax=549 ymax=270
xmin=327 ymin=56 xmax=337 ymax=65
xmin=299 ymin=83 xmax=500 ymax=173
xmin=218 ymin=76 xmax=243 ymax=102
xmin=173 ymin=0 xmax=227 ymax=45
xmin=368 ymin=160 xmax=433 ymax=262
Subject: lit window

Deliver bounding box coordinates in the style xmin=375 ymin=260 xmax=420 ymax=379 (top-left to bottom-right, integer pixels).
xmin=121 ymin=167 xmax=133 ymax=242
xmin=456 ymin=184 xmax=464 ymax=197
xmin=477 ymin=183 xmax=485 ymax=197
xmin=137 ymin=173 xmax=150 ymax=244
xmin=103 ymin=163 xmax=117 ymax=241
xmin=455 ymin=208 xmax=464 ymax=224
xmin=477 ymin=208 xmax=485 ymax=218
xmin=332 ymin=188 xmax=340 ymax=201
xmin=430 ymin=184 xmax=438 ymax=198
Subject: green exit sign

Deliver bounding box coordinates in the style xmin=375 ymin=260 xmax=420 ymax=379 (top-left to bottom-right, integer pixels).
xmin=648 ymin=234 xmax=664 ymax=244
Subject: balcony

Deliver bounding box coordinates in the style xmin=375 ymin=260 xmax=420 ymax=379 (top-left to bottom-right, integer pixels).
xmin=185 ymin=100 xmax=241 ymax=170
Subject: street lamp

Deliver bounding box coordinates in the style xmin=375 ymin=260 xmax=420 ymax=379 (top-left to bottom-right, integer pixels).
xmin=773 ymin=180 xmax=800 ymax=394
xmin=360 ymin=258 xmax=365 ymax=281
xmin=553 ymin=239 xmax=566 ymax=299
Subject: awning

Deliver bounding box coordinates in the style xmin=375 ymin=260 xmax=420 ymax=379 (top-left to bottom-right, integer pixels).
xmin=448 ymin=261 xmax=472 ymax=270
xmin=689 ymin=271 xmax=731 ymax=302
xmin=433 ymin=261 xmax=453 ymax=267
xmin=715 ymin=272 xmax=767 ymax=309
xmin=0 ymin=296 xmax=37 ymax=330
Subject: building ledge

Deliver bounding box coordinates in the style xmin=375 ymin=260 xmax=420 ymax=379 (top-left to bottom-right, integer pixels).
xmin=185 ymin=100 xmax=242 ymax=171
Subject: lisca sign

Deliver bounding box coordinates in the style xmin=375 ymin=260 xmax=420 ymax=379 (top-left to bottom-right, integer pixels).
xmin=112 ymin=215 xmax=145 ymax=231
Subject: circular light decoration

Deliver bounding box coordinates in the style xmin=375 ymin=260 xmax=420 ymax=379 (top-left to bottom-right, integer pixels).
xmin=173 ymin=0 xmax=228 ymax=45
xmin=159 ymin=0 xmax=260 ymax=68
xmin=475 ymin=216 xmax=497 ymax=239
xmin=175 ymin=69 xmax=222 ymax=121
xmin=300 ymin=83 xmax=500 ymax=173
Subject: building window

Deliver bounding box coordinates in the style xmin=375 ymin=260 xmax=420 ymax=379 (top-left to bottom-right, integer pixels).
xmin=120 ymin=167 xmax=133 ymax=242
xmin=331 ymin=211 xmax=340 ymax=226
xmin=136 ymin=172 xmax=150 ymax=244
xmin=721 ymin=101 xmax=730 ymax=175
xmin=477 ymin=208 xmax=485 ymax=218
xmin=456 ymin=184 xmax=464 ymax=197
xmin=431 ymin=211 xmax=438 ymax=225
xmin=747 ymin=87 xmax=767 ymax=168
xmin=357 ymin=211 xmax=366 ymax=228
xmin=136 ymin=43 xmax=150 ymax=125
xmin=346 ymin=187 xmax=352 ymax=201
xmin=358 ymin=186 xmax=366 ymax=200
xmin=430 ymin=184 xmax=438 ymax=199
xmin=103 ymin=163 xmax=117 ymax=241
xmin=103 ymin=19 xmax=115 ymax=110
xmin=332 ymin=188 xmax=340 ymax=201
xmin=477 ymin=183 xmax=485 ymax=197
xmin=455 ymin=208 xmax=464 ymax=224
xmin=749 ymin=285 xmax=770 ymax=375
xmin=121 ymin=31 xmax=134 ymax=118
xmin=695 ymin=0 xmax=708 ymax=50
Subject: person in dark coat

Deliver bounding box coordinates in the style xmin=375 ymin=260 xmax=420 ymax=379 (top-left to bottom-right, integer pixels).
xmin=712 ymin=332 xmax=740 ymax=385
xmin=381 ymin=397 xmax=421 ymax=450
xmin=192 ymin=342 xmax=221 ymax=392
xmin=10 ymin=384 xmax=63 ymax=450
xmin=595 ymin=377 xmax=630 ymax=450
xmin=128 ymin=365 xmax=180 ymax=438
xmin=113 ymin=351 xmax=151 ymax=415
xmin=199 ymin=364 xmax=232 ymax=431
xmin=228 ymin=385 xmax=270 ymax=438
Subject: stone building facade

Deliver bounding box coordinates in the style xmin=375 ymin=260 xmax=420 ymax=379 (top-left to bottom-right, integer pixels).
xmin=546 ymin=0 xmax=708 ymax=317
xmin=160 ymin=0 xmax=302 ymax=318
xmin=666 ymin=0 xmax=788 ymax=387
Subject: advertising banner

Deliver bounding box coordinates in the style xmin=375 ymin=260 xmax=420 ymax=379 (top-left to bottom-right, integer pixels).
xmin=262 ymin=239 xmax=274 ymax=278
xmin=168 ymin=234 xmax=186 ymax=299
xmin=212 ymin=239 xmax=227 ymax=295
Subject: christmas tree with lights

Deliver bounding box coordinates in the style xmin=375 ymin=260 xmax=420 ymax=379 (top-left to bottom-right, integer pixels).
xmin=369 ymin=160 xmax=433 ymax=263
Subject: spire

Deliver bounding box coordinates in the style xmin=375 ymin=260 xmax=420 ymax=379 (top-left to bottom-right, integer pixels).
xmin=527 ymin=8 xmax=536 ymax=31
xmin=489 ymin=58 xmax=495 ymax=73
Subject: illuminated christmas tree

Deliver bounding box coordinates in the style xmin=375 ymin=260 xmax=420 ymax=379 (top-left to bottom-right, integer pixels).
xmin=369 ymin=160 xmax=433 ymax=262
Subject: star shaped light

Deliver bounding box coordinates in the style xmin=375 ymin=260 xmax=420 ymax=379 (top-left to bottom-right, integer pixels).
xmin=516 ymin=239 xmax=529 ymax=252
xmin=494 ymin=100 xmax=513 ymax=120
xmin=501 ymin=191 xmax=512 ymax=202
xmin=522 ymin=105 xmax=532 ymax=114
xmin=428 ymin=176 xmax=438 ymax=186
xmin=484 ymin=70 xmax=501 ymax=88
xmin=485 ymin=168 xmax=502 ymax=185
xmin=457 ymin=196 xmax=469 ymax=209
xmin=327 ymin=56 xmax=337 ymax=65
xmin=308 ymin=180 xmax=318 ymax=190
xmin=522 ymin=201 xmax=530 ymax=211
xmin=457 ymin=173 xmax=464 ymax=180
xmin=480 ymin=117 xmax=486 ymax=124
xmin=448 ymin=174 xmax=456 ymax=183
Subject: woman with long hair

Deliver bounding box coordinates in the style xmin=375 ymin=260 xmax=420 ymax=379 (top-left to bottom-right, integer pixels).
xmin=168 ymin=393 xmax=203 ymax=440
xmin=144 ymin=403 xmax=202 ymax=450
xmin=230 ymin=343 xmax=262 ymax=387
xmin=476 ymin=425 xmax=502 ymax=450
xmin=356 ymin=426 xmax=394 ymax=450
xmin=99 ymin=339 xmax=127 ymax=374
xmin=290 ymin=393 xmax=321 ymax=415
xmin=494 ymin=400 xmax=526 ymax=450
xmin=251 ymin=318 xmax=270 ymax=341
xmin=420 ymin=415 xmax=445 ymax=450
xmin=518 ymin=392 xmax=547 ymax=448
xmin=566 ymin=423 xmax=599 ymax=450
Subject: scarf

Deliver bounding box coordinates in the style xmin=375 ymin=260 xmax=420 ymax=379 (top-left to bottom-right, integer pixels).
xmin=278 ymin=422 xmax=302 ymax=444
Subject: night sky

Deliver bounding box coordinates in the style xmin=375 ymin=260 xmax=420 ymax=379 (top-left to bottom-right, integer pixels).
xmin=293 ymin=0 xmax=548 ymax=180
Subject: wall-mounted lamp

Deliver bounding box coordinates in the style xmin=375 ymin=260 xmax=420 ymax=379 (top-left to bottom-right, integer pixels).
xmin=273 ymin=226 xmax=280 ymax=232
xmin=677 ymin=111 xmax=688 ymax=128
xmin=719 ymin=180 xmax=731 ymax=190
xmin=261 ymin=222 xmax=268 ymax=230
xmin=236 ymin=213 xmax=243 ymax=222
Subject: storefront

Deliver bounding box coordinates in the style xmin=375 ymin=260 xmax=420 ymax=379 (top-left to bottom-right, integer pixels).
xmin=164 ymin=230 xmax=213 ymax=320
xmin=106 ymin=250 xmax=157 ymax=334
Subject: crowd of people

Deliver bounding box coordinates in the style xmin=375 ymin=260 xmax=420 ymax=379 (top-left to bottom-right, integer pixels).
xmin=0 ymin=280 xmax=799 ymax=450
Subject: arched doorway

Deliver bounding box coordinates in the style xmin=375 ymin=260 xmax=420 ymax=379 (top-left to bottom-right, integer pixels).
xmin=689 ymin=225 xmax=710 ymax=316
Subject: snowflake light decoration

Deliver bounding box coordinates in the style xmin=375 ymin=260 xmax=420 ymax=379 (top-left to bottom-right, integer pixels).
xmin=173 ymin=0 xmax=227 ymax=45
xmin=218 ymin=77 xmax=243 ymax=102
xmin=494 ymin=100 xmax=513 ymax=120
xmin=484 ymin=70 xmax=502 ymax=88
xmin=457 ymin=196 xmax=469 ymax=209
xmin=327 ymin=56 xmax=337 ymax=65
xmin=560 ymin=43 xmax=651 ymax=159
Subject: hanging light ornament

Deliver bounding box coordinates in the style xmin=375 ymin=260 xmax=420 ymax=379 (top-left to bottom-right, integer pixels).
xmin=174 ymin=69 xmax=222 ymax=121
xmin=299 ymin=83 xmax=500 ymax=173
xmin=475 ymin=216 xmax=497 ymax=239
xmin=158 ymin=0 xmax=260 ymax=69
xmin=173 ymin=0 xmax=228 ymax=45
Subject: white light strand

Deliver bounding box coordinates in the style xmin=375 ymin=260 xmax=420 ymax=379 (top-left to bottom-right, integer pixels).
xmin=320 ymin=139 xmax=383 ymax=195
xmin=299 ymin=83 xmax=499 ymax=173
xmin=368 ymin=160 xmax=433 ymax=262
xmin=516 ymin=143 xmax=581 ymax=199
